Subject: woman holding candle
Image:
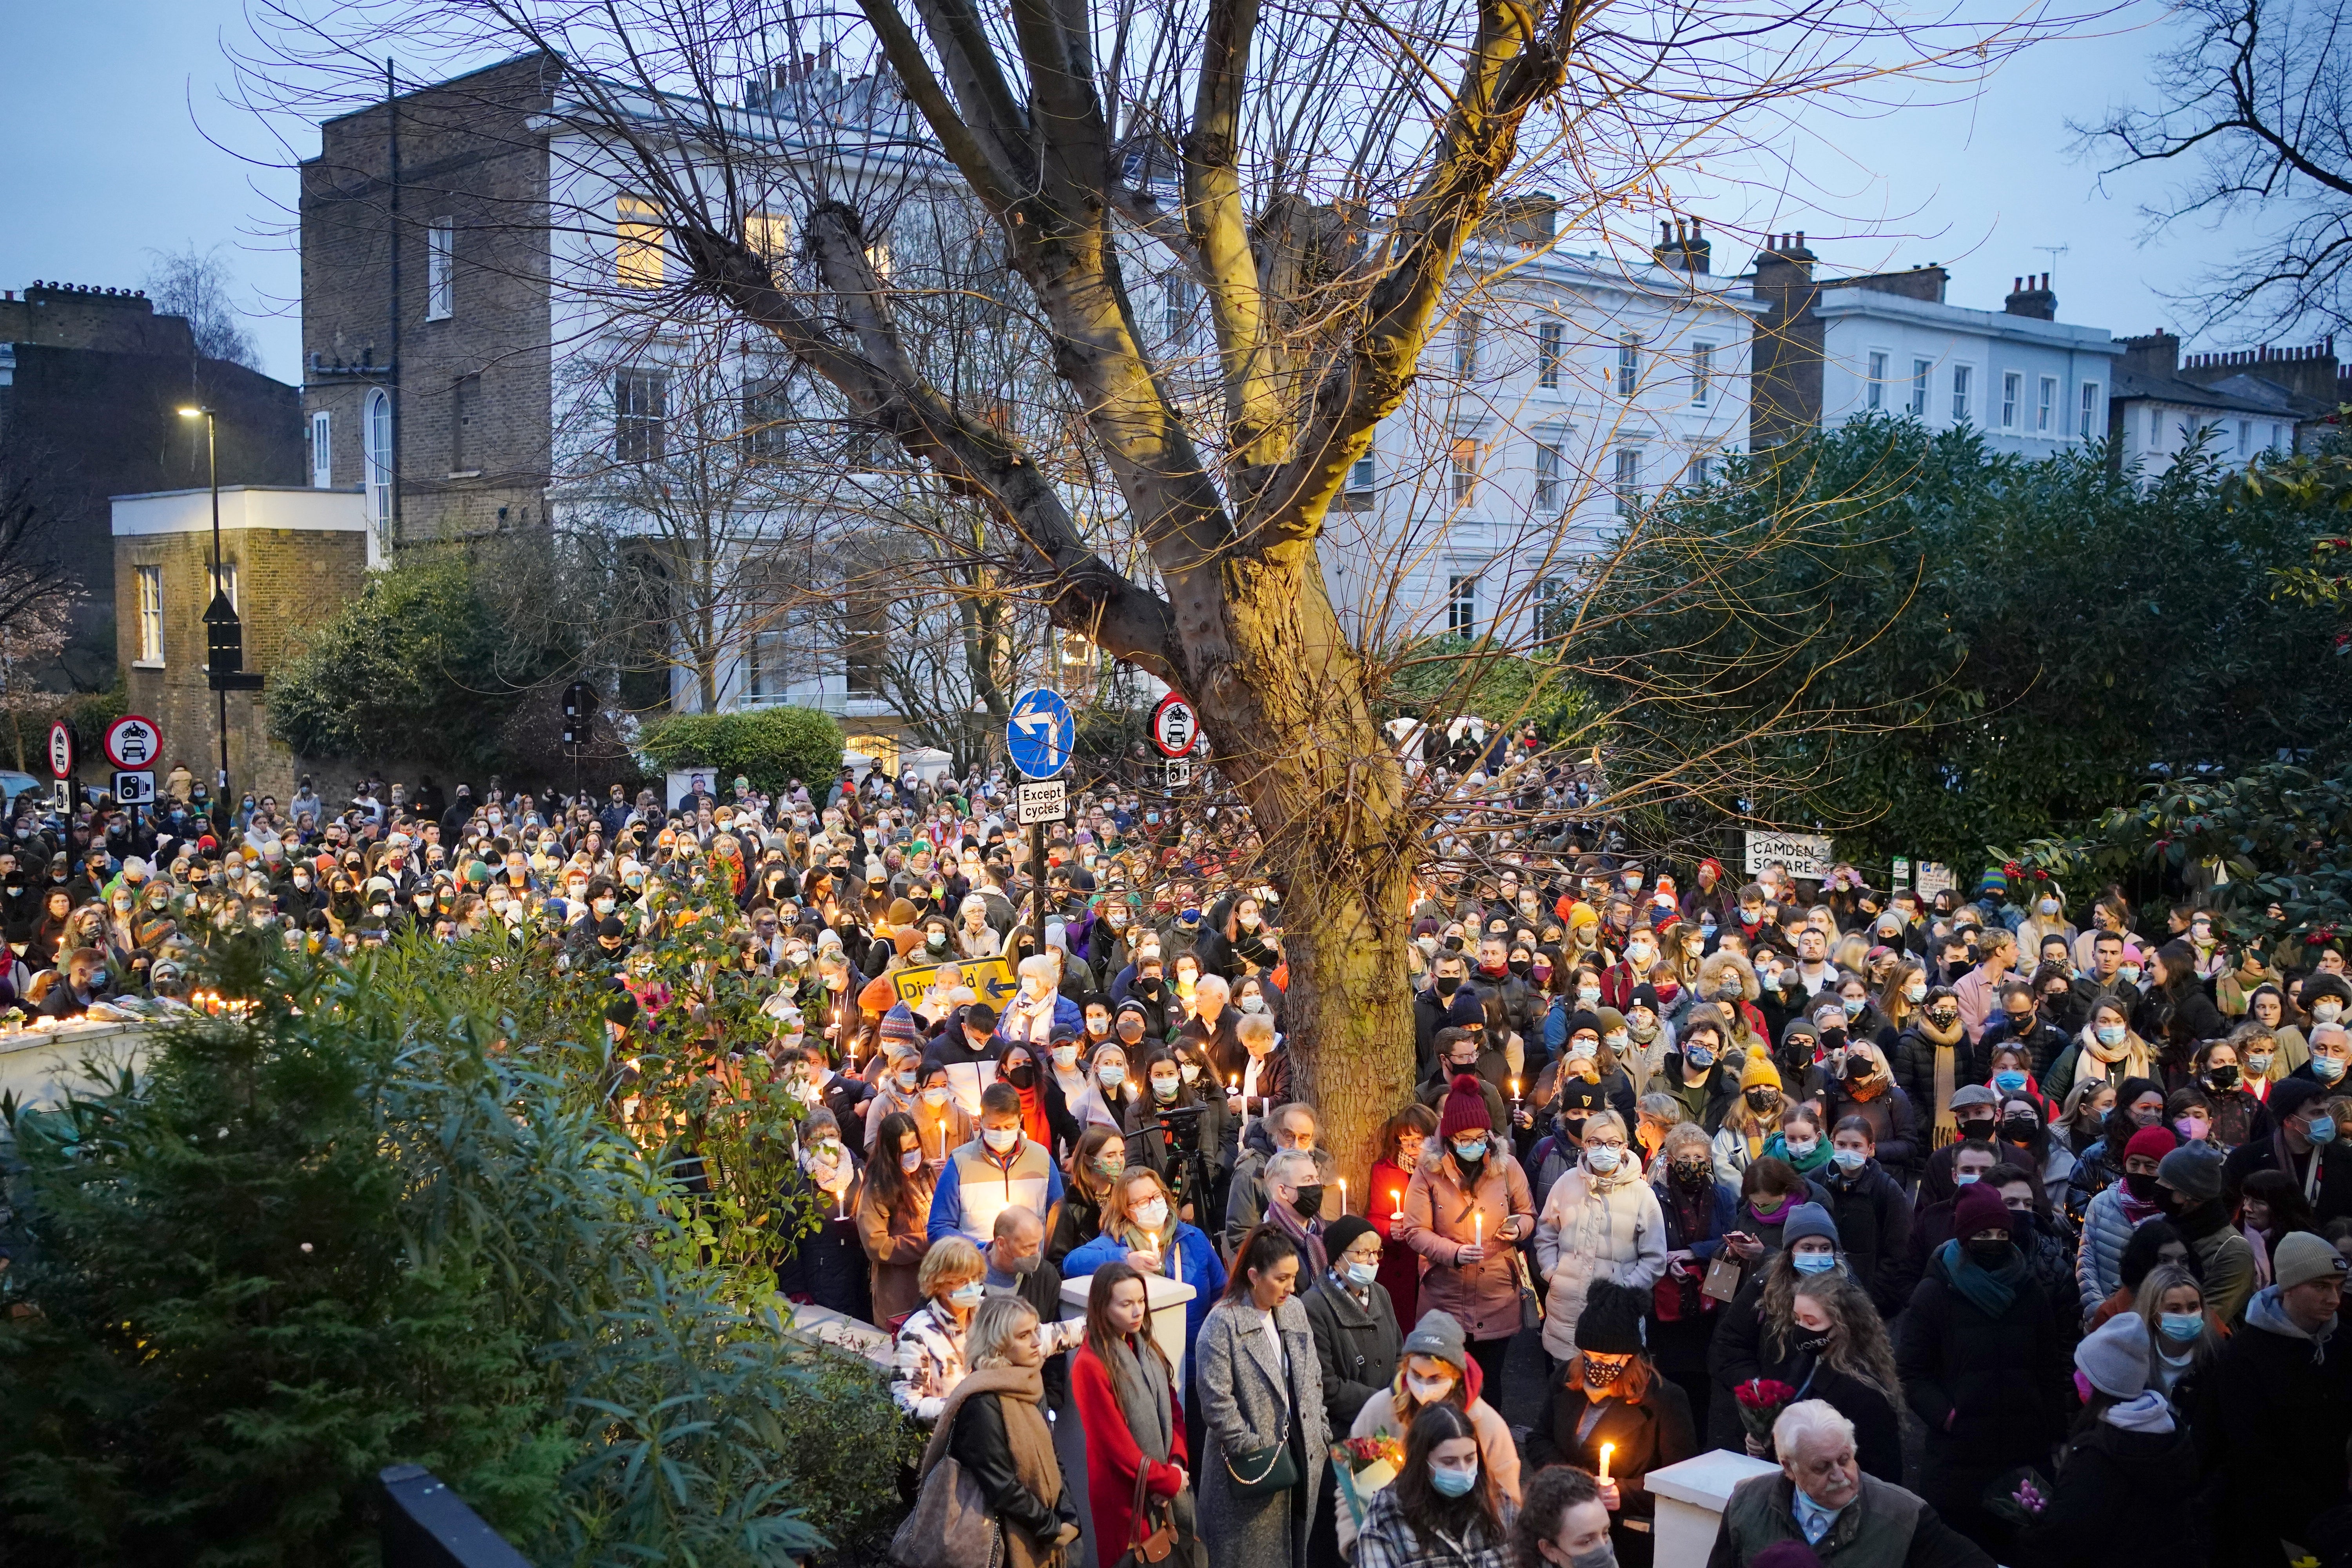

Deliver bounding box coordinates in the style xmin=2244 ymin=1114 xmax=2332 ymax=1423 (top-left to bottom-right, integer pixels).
xmin=1399 ymin=1076 xmax=1535 ymax=1392
xmin=1525 ymin=1281 xmax=1695 ymax=1568
xmin=1370 ymin=1105 xmax=1438 ymax=1329
xmin=857 ymin=1111 xmax=937 ymax=1326
xmin=774 ymin=1108 xmax=871 ymax=1320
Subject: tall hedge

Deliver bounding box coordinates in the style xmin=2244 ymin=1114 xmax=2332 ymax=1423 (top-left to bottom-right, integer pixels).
xmin=637 ymin=707 xmax=844 ymax=795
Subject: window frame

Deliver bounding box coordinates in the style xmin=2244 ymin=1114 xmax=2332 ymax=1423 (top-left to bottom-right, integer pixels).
xmin=136 ymin=565 xmax=164 ymax=665
xmin=1445 ymin=574 xmax=1478 ymax=638
xmin=1448 ymin=434 xmax=1482 ymax=506
xmin=2000 ymin=371 xmax=2021 ymax=431
xmin=2037 ymin=375 xmax=2057 ymax=434
xmin=614 ymin=368 xmax=670 ymax=464
xmin=2080 ymin=381 xmax=2101 ymax=440
xmin=363 ymin=388 xmax=393 ymax=527
xmin=1455 ymin=312 xmax=1482 ymax=377
xmin=1617 ymin=335 xmax=1641 ymax=397
xmin=1537 ymin=320 xmax=1564 ymax=390
xmin=309 ymin=410 xmax=332 ymax=488
xmin=1691 ymin=341 xmax=1715 ymax=407
xmin=616 ymin=194 xmax=665 ymax=289
xmin=426 ymin=219 xmax=455 ymax=320
xmin=1613 ymin=447 xmax=1643 ymax=515
xmin=1534 ymin=438 xmax=1564 ymax=513
xmin=1951 ymin=363 xmax=1972 ymax=424
xmin=1867 ymin=351 xmax=1887 ymax=410
xmin=1909 ymin=359 xmax=1932 ymax=417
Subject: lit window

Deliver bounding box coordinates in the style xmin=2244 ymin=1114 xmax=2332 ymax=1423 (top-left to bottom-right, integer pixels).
xmin=2081 ymin=382 xmax=2100 ymax=440
xmin=1617 ymin=336 xmax=1641 ymax=396
xmin=617 ymin=194 xmax=664 ymax=289
xmin=136 ymin=566 xmax=163 ymax=663
xmin=1691 ymin=342 xmax=1714 ymax=406
xmin=310 ymin=410 xmax=332 ymax=488
xmin=1538 ymin=321 xmax=1564 ymax=389
xmin=1867 ymin=352 xmax=1887 ymax=410
xmin=1446 ymin=575 xmax=1477 ymax=637
xmin=1534 ymin=441 xmax=1563 ymax=512
xmin=1951 ymin=365 xmax=1971 ymax=423
xmin=1450 ymin=436 xmax=1481 ymax=505
xmin=1058 ymin=631 xmax=1095 ymax=670
xmin=1910 ymin=359 xmax=1931 ymax=417
xmin=2001 ymin=372 xmax=2021 ymax=430
xmin=426 ymin=219 xmax=455 ymax=320
xmin=1455 ymin=313 xmax=1481 ymax=377
xmin=1613 ymin=448 xmax=1642 ymax=515
xmin=2037 ymin=376 xmax=2056 ymax=433
xmin=363 ymin=388 xmax=393 ymax=526
xmin=615 ymin=368 xmax=669 ymax=463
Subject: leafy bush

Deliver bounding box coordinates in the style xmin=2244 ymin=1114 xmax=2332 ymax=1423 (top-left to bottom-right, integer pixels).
xmin=637 ymin=706 xmax=845 ymax=795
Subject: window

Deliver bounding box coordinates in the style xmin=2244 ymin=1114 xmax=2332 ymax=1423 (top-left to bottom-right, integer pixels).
xmin=844 ymin=597 xmax=884 ymax=696
xmin=426 ymin=219 xmax=455 ymax=320
xmin=2001 ymin=372 xmax=2021 ymax=430
xmin=2238 ymin=419 xmax=2252 ymax=456
xmin=1535 ymin=577 xmax=1572 ymax=642
xmin=1909 ymin=359 xmax=1931 ymax=417
xmin=742 ymin=374 xmax=790 ymax=458
xmin=1613 ymin=448 xmax=1642 ymax=515
xmin=450 ymin=374 xmax=479 ymax=472
xmin=746 ymin=210 xmax=791 ymax=260
xmin=1161 ymin=274 xmax=1196 ymax=350
xmin=2272 ymin=422 xmax=2285 ymax=451
xmin=614 ymin=368 xmax=668 ymax=463
xmin=1691 ymin=342 xmax=1714 ymax=406
xmin=2080 ymin=381 xmax=2100 ymax=440
xmin=1690 ymin=454 xmax=1713 ymax=487
xmin=309 ymin=410 xmax=332 ymax=488
xmin=1951 ymin=365 xmax=1972 ymax=423
xmin=208 ymin=562 xmax=238 ymax=614
xmin=136 ymin=566 xmax=163 ymax=664
xmin=1348 ymin=453 xmax=1376 ymax=491
xmin=1449 ymin=436 xmax=1481 ymax=505
xmin=617 ymin=194 xmax=664 ymax=289
xmin=1454 ymin=313 xmax=1482 ymax=377
xmin=747 ymin=619 xmax=791 ymax=701
xmin=1867 ymin=352 xmax=1887 ymax=410
xmin=1617 ymin=336 xmax=1641 ymax=396
xmin=1446 ymin=575 xmax=1477 ymax=637
xmin=2150 ymin=407 xmax=2163 ymax=447
xmin=1537 ymin=321 xmax=1564 ymax=389
xmin=1058 ymin=631 xmax=1096 ymax=671
xmin=363 ymin=388 xmax=393 ymax=527
xmin=1534 ymin=440 xmax=1564 ymax=513
xmin=2037 ymin=376 xmax=2056 ymax=433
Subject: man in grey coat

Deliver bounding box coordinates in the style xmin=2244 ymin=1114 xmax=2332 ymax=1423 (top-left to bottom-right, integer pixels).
xmin=1194 ymin=1232 xmax=1329 ymax=1568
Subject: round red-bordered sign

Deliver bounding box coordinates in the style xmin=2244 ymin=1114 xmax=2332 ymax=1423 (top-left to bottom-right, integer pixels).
xmin=1150 ymin=693 xmax=1200 ymax=758
xmin=47 ymin=721 xmax=74 ymax=780
xmin=104 ymin=714 xmax=163 ymax=771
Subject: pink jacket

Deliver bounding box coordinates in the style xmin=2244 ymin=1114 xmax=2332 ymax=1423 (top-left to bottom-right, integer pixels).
xmin=1397 ymin=1149 xmax=1535 ymax=1341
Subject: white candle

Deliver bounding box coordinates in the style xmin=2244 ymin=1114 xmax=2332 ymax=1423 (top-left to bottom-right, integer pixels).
xmin=1598 ymin=1441 xmax=1615 ymax=1483
xmin=1474 ymin=1209 xmax=1483 ymax=1246
xmin=1337 ymin=1178 xmax=1348 ymax=1214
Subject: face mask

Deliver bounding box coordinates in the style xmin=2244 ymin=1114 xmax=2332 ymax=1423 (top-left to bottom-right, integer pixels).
xmin=1745 ymin=1088 xmax=1779 ymax=1113
xmin=2315 ymin=1056 xmax=2348 ymax=1083
xmin=1671 ymin=1160 xmax=1712 ymax=1189
xmin=1718 ymin=978 xmax=1744 ymax=999
xmin=1239 ymin=994 xmax=1267 ymax=1014
xmin=2159 ymin=1311 xmax=2203 ymax=1343
xmin=2207 ymin=1064 xmax=2240 ymax=1091
xmin=2307 ymin=1115 xmax=2339 ymax=1144
xmin=1581 ymin=1357 xmax=1626 ymax=1390
xmin=2246 ymin=1052 xmax=2274 ymax=1075
xmin=1430 ymin=1463 xmax=1478 ymax=1499
xmin=1785 ymin=1137 xmax=1818 ymax=1159
xmin=1905 ymin=980 xmax=1927 ymax=1003
xmin=1790 ymin=1328 xmax=1835 ymax=1357
xmin=1051 ymin=1044 xmax=1079 ymax=1069
xmin=1684 ymin=1045 xmax=1715 ymax=1069
xmin=1928 ymin=1010 xmax=1959 ymax=1029
xmin=922 ymin=1087 xmax=950 ymax=1108
xmin=1965 ymin=1237 xmax=2012 ymax=1265
xmin=1585 ymin=1145 xmax=1623 ymax=1174
xmin=983 ymin=1127 xmax=1019 ymax=1153
xmin=1954 ymin=1171 xmax=1981 ymax=1186
xmin=1626 ymin=944 xmax=1654 ymax=965
xmin=1433 ymin=975 xmax=1462 ymax=997
xmin=900 ymin=1148 xmax=924 ymax=1172
xmin=948 ymin=1282 xmax=985 ymax=1309
xmin=1149 ymin=1072 xmax=1181 ymax=1101
xmin=1099 ymin=1065 xmax=1126 ymax=1088
xmin=1578 ymin=985 xmax=1602 ymax=1007
xmin=2116 ymin=965 xmax=2141 ymax=985
xmin=1451 ymin=1138 xmax=1487 ymax=1163
xmin=1604 ymin=1031 xmax=1630 ymax=1053
xmin=1830 ymin=1147 xmax=1866 ymax=1172
xmin=1131 ymin=1198 xmax=1169 ymax=1231
xmin=1567 ymin=1545 xmax=1619 ymax=1568
xmin=1993 ymin=1070 xmax=2028 ymax=1094
xmin=2314 ymin=1001 xmax=2344 ymax=1024
xmin=2095 ymin=1024 xmax=2127 ymax=1048
xmin=1568 ymin=1039 xmax=1598 ymax=1063
xmin=2038 ymin=899 xmax=2058 ymax=915
xmin=1405 ymin=1372 xmax=1457 ymax=1404
xmin=1345 ymin=1259 xmax=1379 ymax=1287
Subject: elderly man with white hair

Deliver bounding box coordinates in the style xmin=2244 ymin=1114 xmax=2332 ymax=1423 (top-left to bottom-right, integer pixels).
xmin=1178 ymin=970 xmax=1245 ymax=1080
xmin=1708 ymin=1400 xmax=1990 ymax=1568
xmin=999 ymin=951 xmax=1081 ymax=1046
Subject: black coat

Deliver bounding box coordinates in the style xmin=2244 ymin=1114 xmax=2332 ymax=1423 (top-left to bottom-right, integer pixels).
xmin=773 ymin=1163 xmax=871 ymax=1320
xmin=1526 ymin=1364 xmax=1697 ymax=1524
xmin=1968 ymin=1017 xmax=2070 ymax=1083
xmin=1896 ymin=1247 xmax=2070 ymax=1482
xmin=1704 ymin=1276 xmax=1905 ymax=1482
xmin=946 ymin=1388 xmax=1080 ymax=1547
xmin=2011 ymin=1419 xmax=2206 ymax=1568
xmin=1891 ymin=1024 xmax=1966 ymax=1115
xmin=1818 ymin=1160 xmax=1915 ymax=1319
xmin=2132 ymin=985 xmax=2226 ymax=1074
xmin=2205 ymin=1308 xmax=2352 ymax=1566
xmin=1300 ymin=1272 xmax=1403 ymax=1434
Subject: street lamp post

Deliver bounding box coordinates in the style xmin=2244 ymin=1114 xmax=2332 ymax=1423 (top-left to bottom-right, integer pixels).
xmin=177 ymin=405 xmax=232 ymax=832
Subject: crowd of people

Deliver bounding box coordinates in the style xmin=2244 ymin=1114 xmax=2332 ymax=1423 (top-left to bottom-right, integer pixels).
xmin=20 ymin=760 xmax=2352 ymax=1568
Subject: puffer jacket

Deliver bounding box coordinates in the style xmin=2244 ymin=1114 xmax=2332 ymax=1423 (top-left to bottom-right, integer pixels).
xmin=1533 ymin=1158 xmax=1667 ymax=1360
xmin=1891 ymin=1020 xmax=1968 ymax=1120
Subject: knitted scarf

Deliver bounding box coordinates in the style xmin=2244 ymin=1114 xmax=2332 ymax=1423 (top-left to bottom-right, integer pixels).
xmin=920 ymin=1365 xmax=1064 ymax=1568
xmin=1919 ymin=1013 xmax=1965 ymax=1147
xmin=1105 ymin=1332 xmax=1176 ymax=1463
xmin=1937 ymin=1239 xmax=2024 ymax=1318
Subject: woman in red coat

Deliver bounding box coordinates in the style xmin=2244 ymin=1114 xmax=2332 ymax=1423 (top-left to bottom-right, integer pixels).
xmin=1071 ymin=1262 xmax=1203 ymax=1564
xmin=1367 ymin=1105 xmax=1437 ymax=1331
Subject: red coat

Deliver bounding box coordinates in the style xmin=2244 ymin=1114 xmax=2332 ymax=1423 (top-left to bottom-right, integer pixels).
xmin=1368 ymin=1156 xmax=1421 ymax=1328
xmin=1072 ymin=1340 xmax=1189 ymax=1556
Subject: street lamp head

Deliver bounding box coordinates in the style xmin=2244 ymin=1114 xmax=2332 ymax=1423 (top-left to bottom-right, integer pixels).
xmin=177 ymin=406 xmax=207 ymax=419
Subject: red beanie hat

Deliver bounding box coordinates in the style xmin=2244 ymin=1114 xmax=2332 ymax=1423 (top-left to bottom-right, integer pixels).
xmin=2125 ymin=1125 xmax=2178 ymax=1167
xmin=1438 ymin=1074 xmax=1492 ymax=1140
xmin=1953 ymin=1181 xmax=2011 ymax=1239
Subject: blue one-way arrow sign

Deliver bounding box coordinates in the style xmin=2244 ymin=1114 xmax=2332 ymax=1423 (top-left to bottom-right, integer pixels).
xmin=1007 ymin=686 xmax=1075 ymax=779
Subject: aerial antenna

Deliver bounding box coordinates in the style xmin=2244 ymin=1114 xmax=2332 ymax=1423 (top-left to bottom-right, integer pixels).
xmin=2034 ymin=243 xmax=2070 ymax=287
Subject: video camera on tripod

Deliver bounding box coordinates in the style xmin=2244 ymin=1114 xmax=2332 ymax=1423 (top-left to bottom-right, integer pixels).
xmin=1122 ymin=1103 xmax=1219 ymax=1214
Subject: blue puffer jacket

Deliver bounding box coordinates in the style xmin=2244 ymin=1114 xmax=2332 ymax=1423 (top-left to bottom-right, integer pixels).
xmin=1065 ymin=1219 xmax=1228 ymax=1369
xmin=2074 ymin=1182 xmax=2149 ymax=1325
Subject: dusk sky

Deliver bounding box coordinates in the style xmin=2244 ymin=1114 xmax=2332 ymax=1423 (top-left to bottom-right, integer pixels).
xmin=0 ymin=0 xmax=2270 ymax=387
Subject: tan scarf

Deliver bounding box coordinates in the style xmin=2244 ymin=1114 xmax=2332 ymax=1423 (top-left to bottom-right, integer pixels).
xmin=1920 ymin=1012 xmax=1964 ymax=1147
xmin=921 ymin=1365 xmax=1065 ymax=1568
xmin=2081 ymin=1029 xmax=2153 ymax=1083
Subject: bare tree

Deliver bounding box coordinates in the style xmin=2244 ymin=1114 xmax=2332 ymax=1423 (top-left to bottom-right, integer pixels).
xmin=2082 ymin=0 xmax=2352 ymax=338
xmin=242 ymin=0 xmax=2084 ymax=1174
xmin=142 ymin=243 xmax=263 ymax=368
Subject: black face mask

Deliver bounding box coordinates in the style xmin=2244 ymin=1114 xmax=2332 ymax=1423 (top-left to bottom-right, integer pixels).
xmin=1559 ymin=1114 xmax=1589 ymax=1142
xmin=1671 ymin=1161 xmax=1713 ymax=1190
xmin=1508 ymin=958 xmax=1533 ymax=979
xmin=2000 ymin=1116 xmax=2038 ymax=1143
xmin=2207 ymin=1065 xmax=2241 ymax=1090
xmin=1433 ymin=975 xmax=1463 ymax=997
xmin=2122 ymin=1171 xmax=2158 ymax=1201
xmin=1791 ymin=1330 xmax=1833 ymax=1357
xmin=1004 ymin=1063 xmax=1035 ymax=1088
xmin=1843 ymin=1057 xmax=1871 ymax=1083
xmin=1964 ymin=1237 xmax=2014 ymax=1266
xmin=1958 ymin=1117 xmax=1996 ymax=1142
xmin=1746 ymin=1088 xmax=1780 ymax=1113
xmin=1291 ymin=1184 xmax=1325 ymax=1219
xmin=1441 ymin=936 xmax=1464 ymax=952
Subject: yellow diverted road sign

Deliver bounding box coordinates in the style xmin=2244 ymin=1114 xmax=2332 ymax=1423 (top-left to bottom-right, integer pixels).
xmin=891 ymin=956 xmax=1018 ymax=1009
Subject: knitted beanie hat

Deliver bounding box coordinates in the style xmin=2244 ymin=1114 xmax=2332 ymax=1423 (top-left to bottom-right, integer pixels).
xmin=1439 ymin=1074 xmax=1492 ymax=1139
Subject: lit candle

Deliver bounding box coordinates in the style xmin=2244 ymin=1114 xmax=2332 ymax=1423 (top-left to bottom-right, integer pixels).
xmin=1474 ymin=1209 xmax=1483 ymax=1246
xmin=1338 ymin=1178 xmax=1348 ymax=1213
xmin=1597 ymin=1442 xmax=1615 ymax=1483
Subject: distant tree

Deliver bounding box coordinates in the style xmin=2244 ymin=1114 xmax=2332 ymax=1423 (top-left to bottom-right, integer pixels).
xmin=141 ymin=242 xmax=261 ymax=369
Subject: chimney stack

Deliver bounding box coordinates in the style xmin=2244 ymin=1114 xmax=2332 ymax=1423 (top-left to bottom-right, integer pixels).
xmin=1652 ymin=215 xmax=1713 ymax=274
xmin=2004 ymin=270 xmax=2057 ymax=321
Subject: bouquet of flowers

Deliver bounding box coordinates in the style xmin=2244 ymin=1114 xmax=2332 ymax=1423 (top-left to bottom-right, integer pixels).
xmin=1332 ymin=1434 xmax=1406 ymax=1531
xmin=1732 ymin=1378 xmax=1800 ymax=1445
xmin=1982 ymin=1466 xmax=2053 ymax=1529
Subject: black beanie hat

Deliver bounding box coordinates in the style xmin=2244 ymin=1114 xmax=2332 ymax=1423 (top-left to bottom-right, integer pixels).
xmin=1323 ymin=1215 xmax=1377 ymax=1262
xmin=1574 ymin=1278 xmax=1647 ymax=1355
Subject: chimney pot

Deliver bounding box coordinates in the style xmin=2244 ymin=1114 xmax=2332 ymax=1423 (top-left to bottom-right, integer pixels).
xmin=1795 ymin=230 xmax=1806 ymax=247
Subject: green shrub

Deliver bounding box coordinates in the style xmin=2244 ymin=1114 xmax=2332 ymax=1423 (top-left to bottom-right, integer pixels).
xmin=637 ymin=707 xmax=844 ymax=795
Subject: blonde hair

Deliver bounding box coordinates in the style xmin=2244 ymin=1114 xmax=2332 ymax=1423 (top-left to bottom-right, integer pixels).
xmin=1104 ymin=1167 xmax=1177 ymax=1242
xmin=918 ymin=1234 xmax=985 ymax=1299
xmin=967 ymin=1293 xmax=1041 ymax=1369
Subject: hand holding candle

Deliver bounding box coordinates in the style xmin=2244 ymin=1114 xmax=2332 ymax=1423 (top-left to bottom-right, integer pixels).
xmin=1474 ymin=1209 xmax=1483 ymax=1246
xmin=1391 ymin=1188 xmax=1404 ymax=1221
xmin=1597 ymin=1442 xmax=1614 ymax=1483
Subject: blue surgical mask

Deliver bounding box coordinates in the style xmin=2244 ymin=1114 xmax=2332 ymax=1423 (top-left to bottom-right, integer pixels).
xmin=1842 ymin=997 xmax=1864 ymax=1016
xmin=1830 ymin=1147 xmax=1867 ymax=1172
xmin=949 ymin=1282 xmax=985 ymax=1309
xmin=1994 ymin=1069 xmax=2028 ymax=1094
xmin=2314 ymin=1056 xmax=2347 ymax=1083
xmin=2095 ymin=1024 xmax=2127 ymax=1047
xmin=1430 ymin=1462 xmax=1479 ymax=1498
xmin=1451 ymin=1138 xmax=1488 ymax=1163
xmin=1955 ymin=1171 xmax=1981 ymax=1185
xmin=1345 ymin=1260 xmax=1379 ymax=1287
xmin=2308 ymin=1114 xmax=2340 ymax=1144
xmin=2159 ymin=1312 xmax=2203 ymax=1343
xmin=1685 ymin=1045 xmax=1715 ymax=1069
xmin=1792 ymin=1251 xmax=1839 ymax=1275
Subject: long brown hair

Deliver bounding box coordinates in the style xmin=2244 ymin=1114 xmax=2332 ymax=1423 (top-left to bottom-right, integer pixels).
xmin=1393 ymin=1401 xmax=1505 ymax=1547
xmin=1083 ymin=1262 xmax=1173 ymax=1381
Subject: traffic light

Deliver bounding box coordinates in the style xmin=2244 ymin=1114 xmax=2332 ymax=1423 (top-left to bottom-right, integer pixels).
xmin=561 ymin=682 xmax=597 ymax=748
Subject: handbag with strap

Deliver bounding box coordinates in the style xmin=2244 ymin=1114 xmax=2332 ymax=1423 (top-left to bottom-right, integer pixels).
xmin=889 ymin=1449 xmax=1004 ymax=1568
xmin=1223 ymin=1439 xmax=1301 ymax=1497
xmin=1513 ymin=1247 xmax=1544 ymax=1332
xmin=1116 ymin=1460 xmax=1180 ymax=1568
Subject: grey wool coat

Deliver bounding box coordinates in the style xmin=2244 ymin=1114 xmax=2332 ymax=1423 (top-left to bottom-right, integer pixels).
xmin=1194 ymin=1293 xmax=1330 ymax=1568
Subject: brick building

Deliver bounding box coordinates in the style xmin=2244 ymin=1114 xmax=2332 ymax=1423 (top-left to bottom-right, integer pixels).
xmin=110 ymin=486 xmax=376 ymax=801
xmin=0 ymin=281 xmax=302 ymax=675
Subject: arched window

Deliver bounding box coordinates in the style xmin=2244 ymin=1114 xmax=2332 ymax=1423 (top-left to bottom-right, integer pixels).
xmin=363 ymin=388 xmax=393 ymax=527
